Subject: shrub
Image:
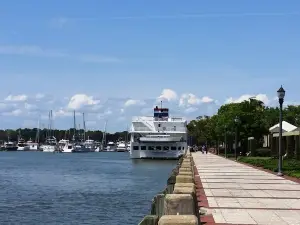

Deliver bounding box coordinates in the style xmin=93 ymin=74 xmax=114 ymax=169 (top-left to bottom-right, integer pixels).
xmin=255 ymin=148 xmax=271 ymax=157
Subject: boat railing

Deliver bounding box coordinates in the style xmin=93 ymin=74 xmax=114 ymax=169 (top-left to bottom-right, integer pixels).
xmin=132 ymin=126 xmax=186 ymax=132
xmin=132 ymin=116 xmax=185 ymax=122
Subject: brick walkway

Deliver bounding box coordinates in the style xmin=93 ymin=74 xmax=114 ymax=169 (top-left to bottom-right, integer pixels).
xmin=193 ymin=152 xmax=300 ymax=225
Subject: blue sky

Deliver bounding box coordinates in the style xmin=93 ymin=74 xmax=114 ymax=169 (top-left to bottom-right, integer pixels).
xmin=0 ymin=0 xmax=299 ymax=132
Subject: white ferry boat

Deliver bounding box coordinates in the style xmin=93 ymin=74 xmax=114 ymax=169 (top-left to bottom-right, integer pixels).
xmin=129 ymin=105 xmax=187 ymax=159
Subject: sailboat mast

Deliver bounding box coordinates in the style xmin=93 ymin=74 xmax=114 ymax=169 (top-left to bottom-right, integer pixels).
xmin=125 ymin=125 xmax=128 ymax=146
xmin=49 ymin=110 xmax=53 ymax=137
xmin=83 ymin=113 xmax=86 ymax=141
xmin=47 ymin=111 xmax=50 ymax=138
xmin=73 ymin=110 xmax=76 ymax=141
xmin=102 ymin=121 xmax=107 ymax=148
xmin=35 ymin=117 xmax=40 ymax=143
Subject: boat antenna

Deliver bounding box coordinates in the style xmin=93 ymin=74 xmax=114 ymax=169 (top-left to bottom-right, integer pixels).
xmin=161 ymin=100 xmax=162 ymax=109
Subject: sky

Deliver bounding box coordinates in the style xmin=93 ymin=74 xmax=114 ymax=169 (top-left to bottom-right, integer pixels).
xmin=0 ymin=0 xmax=300 ymax=132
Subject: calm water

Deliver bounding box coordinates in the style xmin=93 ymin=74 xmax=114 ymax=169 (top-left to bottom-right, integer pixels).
xmin=0 ymin=152 xmax=177 ymax=225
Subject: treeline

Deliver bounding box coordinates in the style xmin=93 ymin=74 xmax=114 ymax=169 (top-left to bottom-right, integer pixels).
xmin=0 ymin=128 xmax=129 ymax=143
xmin=187 ymin=99 xmax=300 ymax=151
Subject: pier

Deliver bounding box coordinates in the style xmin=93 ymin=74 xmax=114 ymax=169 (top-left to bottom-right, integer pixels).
xmin=139 ymin=151 xmax=300 ymax=225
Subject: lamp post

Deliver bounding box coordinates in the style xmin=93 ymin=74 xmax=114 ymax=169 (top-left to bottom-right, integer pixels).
xmin=234 ymin=116 xmax=240 ymax=161
xmin=277 ymin=85 xmax=285 ymax=176
xmin=224 ymin=125 xmax=227 ymax=158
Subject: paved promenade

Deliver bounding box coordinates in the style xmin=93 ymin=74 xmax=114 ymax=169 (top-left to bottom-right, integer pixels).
xmin=193 ymin=152 xmax=300 ymax=225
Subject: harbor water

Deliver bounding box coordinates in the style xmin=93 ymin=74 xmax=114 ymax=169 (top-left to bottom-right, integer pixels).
xmin=0 ymin=152 xmax=177 ymax=225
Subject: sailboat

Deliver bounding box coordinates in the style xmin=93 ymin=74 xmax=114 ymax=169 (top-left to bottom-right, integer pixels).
xmin=17 ymin=130 xmax=30 ymax=151
xmin=62 ymin=111 xmax=90 ymax=153
xmin=27 ymin=119 xmax=40 ymax=151
xmin=42 ymin=110 xmax=59 ymax=152
xmin=98 ymin=121 xmax=107 ymax=152
xmin=4 ymin=131 xmax=18 ymax=151
xmin=82 ymin=113 xmax=96 ymax=152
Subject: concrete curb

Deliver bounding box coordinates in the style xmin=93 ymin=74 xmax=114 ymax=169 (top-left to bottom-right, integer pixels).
xmin=139 ymin=151 xmax=199 ymax=225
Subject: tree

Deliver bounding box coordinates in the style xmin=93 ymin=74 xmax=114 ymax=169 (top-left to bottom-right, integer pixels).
xmin=187 ymin=99 xmax=300 ymax=148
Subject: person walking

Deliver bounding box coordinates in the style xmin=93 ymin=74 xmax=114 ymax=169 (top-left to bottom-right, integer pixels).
xmin=204 ymin=145 xmax=208 ymax=154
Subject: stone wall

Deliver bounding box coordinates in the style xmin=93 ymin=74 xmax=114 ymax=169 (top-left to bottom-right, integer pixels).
xmin=138 ymin=151 xmax=199 ymax=225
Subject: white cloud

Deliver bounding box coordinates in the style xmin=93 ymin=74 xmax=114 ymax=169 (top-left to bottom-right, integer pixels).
xmin=5 ymin=94 xmax=28 ymax=102
xmin=201 ymin=96 xmax=214 ymax=103
xmin=0 ymin=90 xmax=284 ymax=131
xmin=85 ymin=120 xmax=98 ymax=129
xmin=184 ymin=107 xmax=198 ymax=114
xmin=3 ymin=109 xmax=23 ymax=116
xmin=124 ymin=99 xmax=145 ymax=107
xmin=97 ymin=109 xmax=112 ymax=120
xmin=22 ymin=120 xmax=38 ymax=128
xmin=67 ymin=94 xmax=100 ymax=110
xmin=50 ymin=17 xmax=68 ymax=28
xmin=157 ymin=89 xmax=178 ymax=102
xmin=0 ymin=45 xmax=121 ymax=64
xmin=179 ymin=93 xmax=214 ymax=107
xmin=0 ymin=45 xmax=66 ymax=57
xmin=35 ymin=93 xmax=45 ymax=99
xmin=225 ymin=94 xmax=270 ymax=105
xmin=24 ymin=103 xmax=37 ymax=111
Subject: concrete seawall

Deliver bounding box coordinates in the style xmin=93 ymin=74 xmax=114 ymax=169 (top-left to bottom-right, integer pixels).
xmin=138 ymin=151 xmax=199 ymax=225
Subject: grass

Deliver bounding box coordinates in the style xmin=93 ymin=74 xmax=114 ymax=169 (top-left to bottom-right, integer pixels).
xmin=238 ymin=156 xmax=300 ymax=178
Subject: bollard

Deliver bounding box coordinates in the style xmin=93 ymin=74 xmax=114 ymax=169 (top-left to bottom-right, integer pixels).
xmin=158 ymin=215 xmax=198 ymax=225
xmin=155 ymin=194 xmax=165 ymax=218
xmin=179 ymin=167 xmax=192 ymax=173
xmin=174 ymin=183 xmax=195 ymax=189
xmin=164 ymin=194 xmax=195 ymax=215
xmin=173 ymin=185 xmax=195 ymax=195
xmin=178 ymin=171 xmax=193 ymax=177
xmin=139 ymin=215 xmax=159 ymax=225
xmin=176 ymin=175 xmax=194 ymax=184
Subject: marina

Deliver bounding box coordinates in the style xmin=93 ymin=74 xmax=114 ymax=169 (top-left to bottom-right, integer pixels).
xmin=0 ymin=151 xmax=177 ymax=225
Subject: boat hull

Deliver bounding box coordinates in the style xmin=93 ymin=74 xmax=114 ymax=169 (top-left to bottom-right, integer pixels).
xmin=130 ymin=150 xmax=184 ymax=159
xmin=17 ymin=146 xmax=30 ymax=151
xmin=5 ymin=147 xmax=18 ymax=151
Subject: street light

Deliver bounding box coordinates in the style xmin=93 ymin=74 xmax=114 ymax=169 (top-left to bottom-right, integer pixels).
xmin=234 ymin=116 xmax=240 ymax=161
xmin=224 ymin=125 xmax=227 ymax=158
xmin=277 ymin=85 xmax=285 ymax=176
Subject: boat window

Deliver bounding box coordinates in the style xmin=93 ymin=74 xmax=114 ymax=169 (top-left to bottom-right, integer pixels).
xmin=163 ymin=146 xmax=169 ymax=150
xmin=148 ymin=146 xmax=154 ymax=150
xmin=141 ymin=146 xmax=146 ymax=150
xmin=171 ymin=146 xmax=176 ymax=150
xmin=174 ymin=126 xmax=176 ymax=131
xmin=133 ymin=146 xmax=139 ymax=150
xmin=178 ymin=146 xmax=181 ymax=150
xmin=182 ymin=147 xmax=184 ymax=150
xmin=156 ymin=146 xmax=161 ymax=150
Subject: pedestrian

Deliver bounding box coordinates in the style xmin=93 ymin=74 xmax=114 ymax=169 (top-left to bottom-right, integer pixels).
xmin=204 ymin=145 xmax=208 ymax=154
xmin=201 ymin=145 xmax=205 ymax=154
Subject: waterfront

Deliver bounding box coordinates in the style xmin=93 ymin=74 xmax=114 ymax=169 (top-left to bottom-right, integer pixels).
xmin=0 ymin=152 xmax=177 ymax=225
